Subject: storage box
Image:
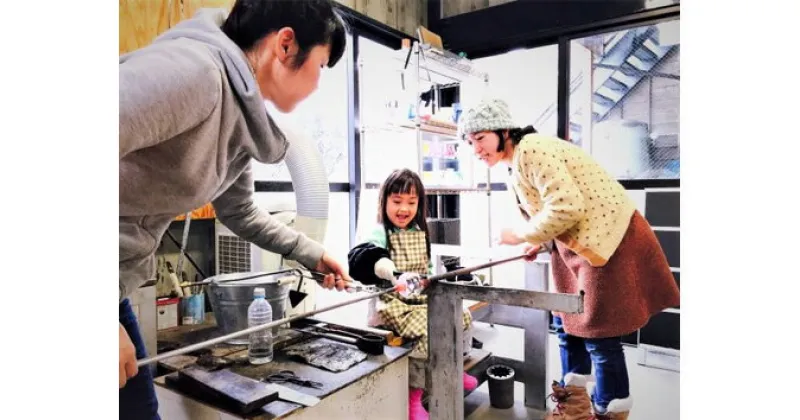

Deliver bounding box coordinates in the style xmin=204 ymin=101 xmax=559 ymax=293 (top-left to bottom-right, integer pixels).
xmin=157 ymin=298 xmax=180 ymax=330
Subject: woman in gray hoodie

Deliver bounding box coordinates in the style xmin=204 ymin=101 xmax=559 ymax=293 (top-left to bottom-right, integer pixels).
xmin=119 ymin=1 xmax=349 ymax=418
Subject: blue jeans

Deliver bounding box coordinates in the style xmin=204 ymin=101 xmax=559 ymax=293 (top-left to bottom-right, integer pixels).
xmin=119 ymin=299 xmax=161 ymax=420
xmin=553 ymin=316 xmax=629 ymax=410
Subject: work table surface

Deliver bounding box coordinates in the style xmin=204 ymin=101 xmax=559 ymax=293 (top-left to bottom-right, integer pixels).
xmin=154 ymin=315 xmax=412 ymax=419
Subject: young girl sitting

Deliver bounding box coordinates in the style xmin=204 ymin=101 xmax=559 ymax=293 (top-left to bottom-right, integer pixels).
xmin=348 ymin=168 xmax=477 ymax=420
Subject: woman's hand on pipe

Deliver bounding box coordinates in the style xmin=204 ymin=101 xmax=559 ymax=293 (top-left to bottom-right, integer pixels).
xmin=522 ymin=244 xmax=543 ymax=262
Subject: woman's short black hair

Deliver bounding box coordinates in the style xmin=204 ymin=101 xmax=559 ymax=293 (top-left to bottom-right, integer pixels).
xmin=493 ymin=125 xmax=537 ymax=152
xmin=222 ymin=0 xmax=348 ymax=69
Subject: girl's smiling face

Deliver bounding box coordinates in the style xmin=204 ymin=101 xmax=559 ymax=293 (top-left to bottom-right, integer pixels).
xmin=386 ymin=189 xmax=418 ymax=229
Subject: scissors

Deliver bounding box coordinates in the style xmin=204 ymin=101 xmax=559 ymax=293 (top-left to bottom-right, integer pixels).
xmin=265 ymin=370 xmax=323 ymax=389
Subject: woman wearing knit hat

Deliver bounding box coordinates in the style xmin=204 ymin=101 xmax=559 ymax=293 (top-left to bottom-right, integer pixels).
xmin=459 ymin=99 xmax=679 ymax=420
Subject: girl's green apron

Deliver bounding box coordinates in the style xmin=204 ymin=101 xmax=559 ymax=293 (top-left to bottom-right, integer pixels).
xmin=378 ymin=229 xmax=472 ymax=358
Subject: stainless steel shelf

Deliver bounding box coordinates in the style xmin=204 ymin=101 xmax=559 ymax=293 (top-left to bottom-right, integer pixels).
xmin=425 ymin=186 xmax=489 ymax=194
xmin=362 ymin=121 xmax=458 ymax=138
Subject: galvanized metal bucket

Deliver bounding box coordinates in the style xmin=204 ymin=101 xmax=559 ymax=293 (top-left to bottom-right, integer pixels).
xmin=207 ymin=271 xmax=296 ymax=345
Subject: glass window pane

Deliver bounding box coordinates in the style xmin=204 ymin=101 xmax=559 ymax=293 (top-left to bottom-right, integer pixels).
xmin=252 ymin=34 xmax=353 ymax=182
xmin=569 ymin=19 xmax=680 ymax=180
xmin=252 ymin=192 xmax=350 ymax=263
xmin=472 ymin=45 xmax=560 ymax=184
xmin=252 ymin=192 xmax=352 ymax=319
xmin=358 ymin=36 xmax=420 ymax=186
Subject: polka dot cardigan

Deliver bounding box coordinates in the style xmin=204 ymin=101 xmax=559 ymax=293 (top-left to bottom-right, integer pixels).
xmin=509 ymin=134 xmax=636 ymax=267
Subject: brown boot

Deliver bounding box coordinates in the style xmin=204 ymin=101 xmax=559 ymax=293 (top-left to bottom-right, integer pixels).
xmin=590 ymin=397 xmax=633 ymax=420
xmin=545 ymin=374 xmax=593 ymax=420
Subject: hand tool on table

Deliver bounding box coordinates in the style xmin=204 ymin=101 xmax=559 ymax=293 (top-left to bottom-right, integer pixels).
xmin=137 ymin=281 xmax=408 ymax=368
xmin=298 ymin=327 xmax=386 ymax=356
xmin=404 ymin=243 xmax=554 ymax=296
xmin=264 ymin=370 xmax=324 ymax=389
xmin=311 ymin=324 xmax=384 ymax=342
xmin=296 ymin=319 xmax=403 ymax=347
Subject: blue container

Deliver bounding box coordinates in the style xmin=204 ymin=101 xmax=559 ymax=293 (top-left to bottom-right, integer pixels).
xmin=182 ymin=293 xmax=205 ymax=325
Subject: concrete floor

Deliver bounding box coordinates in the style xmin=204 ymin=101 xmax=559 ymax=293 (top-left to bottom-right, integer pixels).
xmin=465 ymin=322 xmax=680 ymax=420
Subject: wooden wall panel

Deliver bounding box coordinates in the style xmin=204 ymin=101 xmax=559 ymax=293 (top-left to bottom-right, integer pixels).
xmin=120 ymin=0 xmax=218 ymax=219
xmin=120 ymin=0 xmax=425 ymax=52
xmin=442 ymin=0 xmax=516 ymax=18
xmin=181 ymin=0 xmax=234 ymax=21
xmin=119 ymin=0 xmax=172 ymax=55
xmin=346 ymin=0 xmax=424 ymax=36
xmin=335 ymin=0 xmax=356 ymax=9
xmin=396 ymin=0 xmax=418 ymax=38
xmin=355 ymin=0 xmax=389 ymax=27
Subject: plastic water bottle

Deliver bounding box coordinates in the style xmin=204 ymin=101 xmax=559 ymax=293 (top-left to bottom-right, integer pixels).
xmin=247 ymin=287 xmax=273 ymax=364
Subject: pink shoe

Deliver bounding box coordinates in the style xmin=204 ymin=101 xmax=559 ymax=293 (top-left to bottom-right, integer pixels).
xmin=463 ymin=372 xmax=478 ymax=392
xmin=409 ymin=388 xmax=429 ymax=420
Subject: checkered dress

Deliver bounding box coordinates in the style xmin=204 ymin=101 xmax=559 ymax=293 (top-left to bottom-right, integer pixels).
xmin=378 ymin=229 xmax=473 ymax=358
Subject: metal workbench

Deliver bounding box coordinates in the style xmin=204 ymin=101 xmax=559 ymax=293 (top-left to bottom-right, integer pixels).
xmin=153 ymin=319 xmax=413 ymax=419
xmin=425 ymin=260 xmax=584 ymax=420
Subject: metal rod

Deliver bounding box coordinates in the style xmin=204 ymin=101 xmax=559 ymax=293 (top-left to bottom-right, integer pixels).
xmin=178 ymin=269 xmax=300 ymax=288
xmin=164 ymin=230 xmax=207 ymax=278
xmin=136 ymin=286 xmax=399 ymax=368
xmin=175 ymin=212 xmax=192 ymax=279
xmin=427 ymin=244 xmax=552 ymax=283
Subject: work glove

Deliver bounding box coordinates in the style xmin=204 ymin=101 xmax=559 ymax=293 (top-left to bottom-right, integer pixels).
xmin=374 ymin=258 xmax=397 ymax=282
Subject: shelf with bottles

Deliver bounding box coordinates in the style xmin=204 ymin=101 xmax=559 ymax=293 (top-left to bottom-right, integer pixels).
xmin=361 ymin=97 xmax=461 ymax=139
xmin=421 ymin=138 xmax=481 ymax=191
xmin=359 ymin=42 xmax=487 ymax=87
xmin=361 ymin=120 xmax=458 ymax=140
xmin=414 ymin=44 xmax=489 ymax=84
xmin=425 ymin=186 xmax=489 ymax=195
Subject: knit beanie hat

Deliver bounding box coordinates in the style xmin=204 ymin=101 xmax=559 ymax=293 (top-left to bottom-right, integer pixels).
xmin=458 ymin=99 xmax=516 ymax=139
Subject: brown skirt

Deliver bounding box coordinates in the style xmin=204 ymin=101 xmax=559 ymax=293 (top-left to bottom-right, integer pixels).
xmin=551 ymin=211 xmax=680 ymax=339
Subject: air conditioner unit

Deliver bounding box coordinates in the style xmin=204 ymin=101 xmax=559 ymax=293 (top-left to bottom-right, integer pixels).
xmin=214 ymin=199 xmax=317 ymax=317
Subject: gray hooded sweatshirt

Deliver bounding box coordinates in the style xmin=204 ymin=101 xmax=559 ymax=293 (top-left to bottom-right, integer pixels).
xmin=119 ymin=9 xmax=324 ymax=301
